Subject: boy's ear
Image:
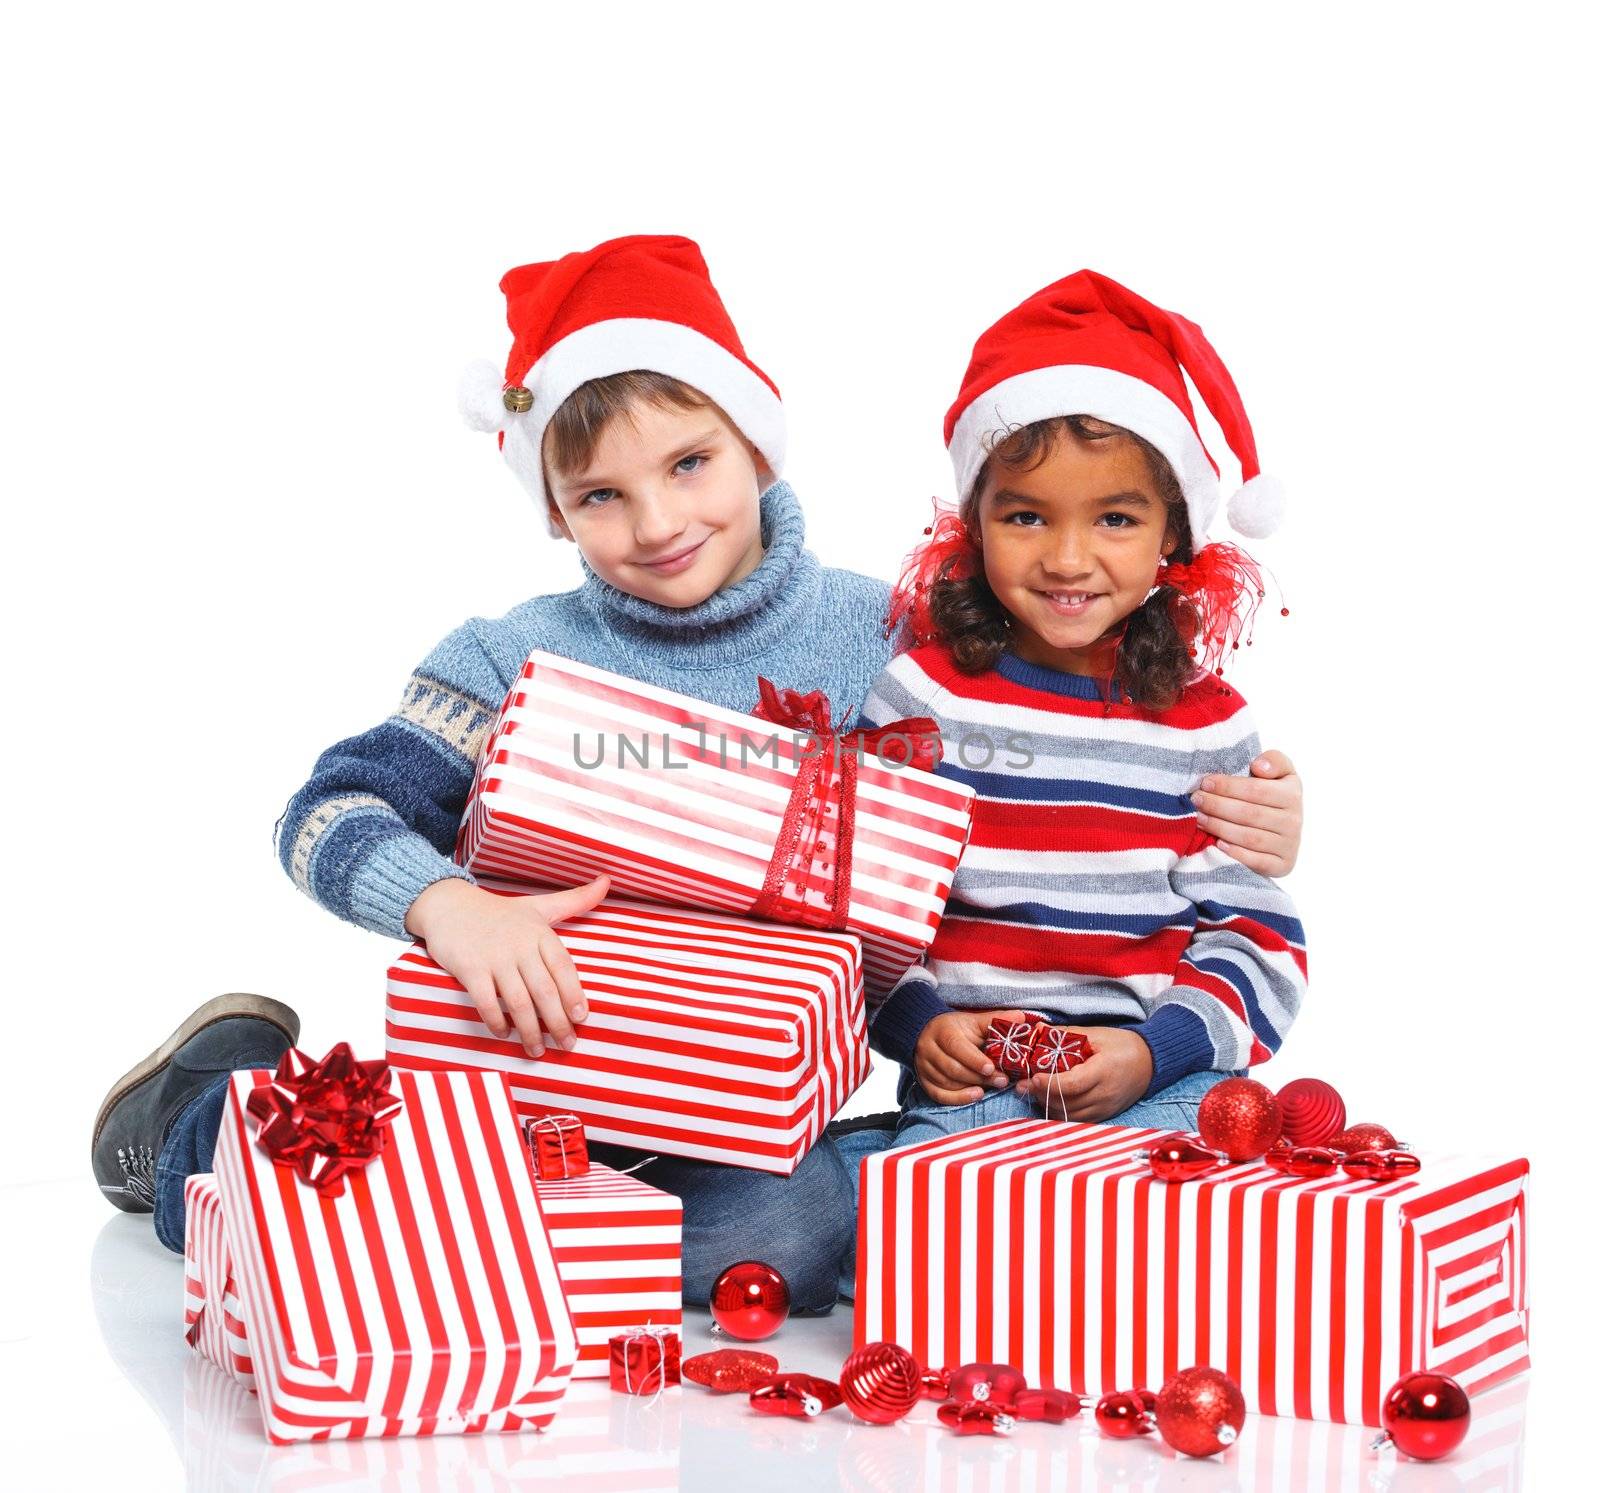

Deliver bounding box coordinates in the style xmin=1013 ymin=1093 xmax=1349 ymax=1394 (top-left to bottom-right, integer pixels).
xmin=546 ymin=500 xmax=574 ymax=541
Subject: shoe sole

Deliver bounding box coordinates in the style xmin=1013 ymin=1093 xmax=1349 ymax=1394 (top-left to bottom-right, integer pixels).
xmin=91 ymin=992 xmax=301 ymax=1160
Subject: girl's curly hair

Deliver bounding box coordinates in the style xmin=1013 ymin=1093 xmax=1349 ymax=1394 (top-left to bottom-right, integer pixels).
xmin=928 ymin=414 xmax=1201 ymax=709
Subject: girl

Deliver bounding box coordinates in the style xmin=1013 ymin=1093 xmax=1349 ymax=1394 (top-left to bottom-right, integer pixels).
xmin=857 ymin=269 xmax=1308 ymax=1145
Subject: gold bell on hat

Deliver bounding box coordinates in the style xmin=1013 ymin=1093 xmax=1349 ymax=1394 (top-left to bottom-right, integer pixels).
xmin=502 ymin=385 xmax=533 ymax=414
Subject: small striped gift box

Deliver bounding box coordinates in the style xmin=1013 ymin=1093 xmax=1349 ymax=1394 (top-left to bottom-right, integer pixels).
xmin=386 ymin=882 xmax=869 ymax=1175
xmin=210 ymin=1065 xmax=578 ymax=1443
xmin=534 ymin=1163 xmax=683 ymax=1379
xmin=854 ymin=1118 xmax=1529 ymax=1427
xmin=183 ymin=1174 xmax=255 ymax=1390
xmin=453 ymin=650 xmax=974 ymax=1000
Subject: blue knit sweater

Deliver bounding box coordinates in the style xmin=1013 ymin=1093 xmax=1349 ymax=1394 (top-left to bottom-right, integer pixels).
xmin=276 ymin=483 xmax=897 ymax=939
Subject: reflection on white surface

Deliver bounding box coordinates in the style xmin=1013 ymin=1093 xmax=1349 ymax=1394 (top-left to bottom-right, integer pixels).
xmin=75 ymin=1203 xmax=1529 ymax=1491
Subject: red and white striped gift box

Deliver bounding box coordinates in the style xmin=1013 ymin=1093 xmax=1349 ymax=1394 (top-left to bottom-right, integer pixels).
xmin=854 ymin=1118 xmax=1530 ymax=1427
xmin=454 ymin=650 xmax=974 ymax=999
xmin=183 ymin=1174 xmax=254 ymax=1390
xmin=211 ymin=1065 xmax=579 ymax=1443
xmin=534 ymin=1162 xmax=683 ymax=1379
xmin=386 ymin=883 xmax=869 ymax=1175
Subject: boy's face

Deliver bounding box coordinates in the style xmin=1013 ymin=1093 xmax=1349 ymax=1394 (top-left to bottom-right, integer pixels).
xmin=976 ymin=431 xmax=1175 ymax=676
xmin=543 ymin=399 xmax=769 ymax=609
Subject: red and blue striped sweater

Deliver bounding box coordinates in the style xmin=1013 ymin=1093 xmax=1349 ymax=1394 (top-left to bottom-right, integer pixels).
xmin=860 ymin=644 xmax=1308 ymax=1095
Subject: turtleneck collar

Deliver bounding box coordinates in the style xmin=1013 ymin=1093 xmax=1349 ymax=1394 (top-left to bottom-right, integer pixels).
xmin=577 ymin=481 xmax=820 ymax=669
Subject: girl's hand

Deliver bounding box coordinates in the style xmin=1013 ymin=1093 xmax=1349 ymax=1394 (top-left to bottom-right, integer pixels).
xmin=405 ymin=874 xmax=611 ymax=1058
xmin=1015 ymin=1027 xmax=1153 ymax=1123
xmin=913 ymin=1010 xmax=1025 ymax=1105
xmin=1190 ymin=748 xmax=1303 ymax=877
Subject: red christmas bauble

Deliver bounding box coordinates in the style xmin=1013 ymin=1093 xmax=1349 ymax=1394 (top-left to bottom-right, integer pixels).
xmin=1143 ymin=1134 xmax=1228 ymax=1182
xmin=709 ymin=1260 xmax=790 ymax=1341
xmin=1376 ymin=1372 xmax=1471 ymax=1460
xmin=750 ymin=1373 xmax=844 ymax=1417
xmin=1094 ymin=1389 xmax=1156 ymax=1438
xmin=1276 ymin=1078 xmax=1346 ymax=1146
xmin=937 ymin=1400 xmax=1016 ymax=1436
xmin=1342 ymin=1149 xmax=1422 ymax=1182
xmin=1198 ymin=1079 xmax=1283 ymax=1162
xmin=1264 ymin=1143 xmax=1341 ymax=1179
xmin=839 ymin=1341 xmax=923 ymax=1424
xmin=1155 ymin=1366 xmax=1246 ymax=1457
xmin=946 ymin=1361 xmax=1028 ymax=1407
xmin=1012 ymin=1387 xmax=1082 ymax=1422
xmin=682 ymin=1348 xmax=779 ymax=1393
xmin=1327 ymin=1122 xmax=1399 ymax=1154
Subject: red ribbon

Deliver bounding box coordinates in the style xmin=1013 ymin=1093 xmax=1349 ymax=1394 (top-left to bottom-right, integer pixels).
xmin=748 ymin=677 xmax=943 ymax=930
xmin=245 ymin=1043 xmax=402 ymax=1198
xmin=526 ymin=1112 xmax=589 ymax=1180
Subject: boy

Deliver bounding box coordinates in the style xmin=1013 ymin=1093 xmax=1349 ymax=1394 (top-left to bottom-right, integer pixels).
xmin=91 ymin=236 xmax=1305 ymax=1311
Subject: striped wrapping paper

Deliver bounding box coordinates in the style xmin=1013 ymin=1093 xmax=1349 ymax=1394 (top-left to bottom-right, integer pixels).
xmin=211 ymin=1065 xmax=579 ymax=1444
xmin=855 ymin=1118 xmax=1530 ymax=1427
xmin=386 ymin=883 xmax=869 ymax=1175
xmin=183 ymin=1174 xmax=255 ymax=1390
xmin=534 ymin=1162 xmax=683 ymax=1379
xmin=453 ymin=649 xmax=974 ymax=999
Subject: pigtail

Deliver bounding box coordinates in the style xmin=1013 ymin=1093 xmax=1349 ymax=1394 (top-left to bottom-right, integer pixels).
xmin=884 ymin=505 xmax=981 ymax=648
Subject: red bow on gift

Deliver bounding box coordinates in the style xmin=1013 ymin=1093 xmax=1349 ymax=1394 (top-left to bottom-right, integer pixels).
xmin=749 ymin=678 xmax=943 ymax=931
xmin=245 ymin=1043 xmax=402 ymax=1197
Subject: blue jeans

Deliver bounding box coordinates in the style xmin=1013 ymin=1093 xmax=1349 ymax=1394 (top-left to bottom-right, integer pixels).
xmin=153 ymin=1072 xmax=233 ymax=1253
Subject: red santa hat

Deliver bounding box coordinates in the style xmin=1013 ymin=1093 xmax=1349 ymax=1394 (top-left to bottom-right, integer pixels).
xmin=459 ymin=235 xmax=786 ymax=536
xmin=944 ymin=269 xmax=1285 ymax=544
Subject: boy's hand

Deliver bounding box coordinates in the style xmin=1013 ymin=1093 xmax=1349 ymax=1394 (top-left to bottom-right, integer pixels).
xmin=1190 ymin=748 xmax=1303 ymax=877
xmin=405 ymin=874 xmax=611 ymax=1058
xmin=913 ymin=1009 xmax=1026 ymax=1106
xmin=1015 ymin=1027 xmax=1153 ymax=1123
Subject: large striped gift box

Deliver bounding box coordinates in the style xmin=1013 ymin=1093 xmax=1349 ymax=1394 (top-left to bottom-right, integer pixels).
xmin=210 ymin=1065 xmax=579 ymax=1444
xmin=183 ymin=1174 xmax=254 ymax=1390
xmin=855 ymin=1118 xmax=1530 ymax=1427
xmin=386 ymin=883 xmax=869 ymax=1175
xmin=453 ymin=650 xmax=974 ymax=999
xmin=534 ymin=1163 xmax=683 ymax=1379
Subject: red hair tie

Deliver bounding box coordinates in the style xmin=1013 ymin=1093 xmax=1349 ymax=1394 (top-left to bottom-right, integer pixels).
xmin=884 ymin=503 xmax=979 ymax=647
xmin=1159 ymin=542 xmax=1270 ymax=675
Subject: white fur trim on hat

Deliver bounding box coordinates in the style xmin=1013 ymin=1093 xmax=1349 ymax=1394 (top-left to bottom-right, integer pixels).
xmin=458 ymin=359 xmax=513 ymax=434
xmin=1226 ymin=473 xmax=1287 ymax=538
xmin=948 ymin=364 xmax=1223 ymax=544
xmin=497 ymin=317 xmax=786 ymax=525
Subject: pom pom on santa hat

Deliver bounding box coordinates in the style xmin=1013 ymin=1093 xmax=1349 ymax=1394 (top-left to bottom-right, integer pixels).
xmin=458 ymin=359 xmax=515 ymax=434
xmin=944 ymin=268 xmax=1287 ymax=546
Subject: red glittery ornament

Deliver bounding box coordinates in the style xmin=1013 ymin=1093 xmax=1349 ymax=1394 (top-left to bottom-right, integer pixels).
xmin=1342 ymin=1149 xmax=1422 ymax=1182
xmin=1155 ymin=1367 xmax=1246 ymax=1457
xmin=1094 ymin=1389 xmax=1157 ymax=1438
xmin=1275 ymin=1078 xmax=1347 ymax=1147
xmin=709 ymin=1260 xmax=790 ymax=1341
xmin=1140 ymin=1134 xmax=1228 ymax=1182
xmin=682 ymin=1348 xmax=779 ymax=1393
xmin=919 ymin=1367 xmax=952 ymax=1400
xmin=1198 ymin=1078 xmax=1283 ymax=1161
xmin=1264 ymin=1143 xmax=1341 ymax=1179
xmin=946 ymin=1362 xmax=1028 ymax=1407
xmin=937 ymin=1400 xmax=1016 ymax=1436
xmin=839 ymin=1341 xmax=923 ymax=1424
xmin=1012 ymin=1387 xmax=1082 ymax=1422
xmin=1373 ymin=1371 xmax=1471 ymax=1461
xmin=1327 ymin=1122 xmax=1400 ymax=1154
xmin=750 ymin=1373 xmax=844 ymax=1417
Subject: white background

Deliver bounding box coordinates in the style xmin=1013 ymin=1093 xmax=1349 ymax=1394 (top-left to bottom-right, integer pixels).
xmin=1 ymin=2 xmax=1589 ymax=1486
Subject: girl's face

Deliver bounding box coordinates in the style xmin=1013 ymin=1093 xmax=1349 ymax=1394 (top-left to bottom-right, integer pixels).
xmin=975 ymin=430 xmax=1176 ymax=675
xmin=543 ymin=399 xmax=769 ymax=609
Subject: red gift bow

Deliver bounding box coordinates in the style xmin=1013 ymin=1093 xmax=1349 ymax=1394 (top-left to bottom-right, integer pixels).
xmin=245 ymin=1043 xmax=402 ymax=1198
xmin=526 ymin=1112 xmax=589 ymax=1180
xmin=748 ymin=678 xmax=942 ymax=931
xmin=610 ymin=1324 xmax=682 ymax=1395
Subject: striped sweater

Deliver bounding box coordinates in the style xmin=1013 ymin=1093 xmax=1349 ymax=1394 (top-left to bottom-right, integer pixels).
xmin=860 ymin=644 xmax=1308 ymax=1095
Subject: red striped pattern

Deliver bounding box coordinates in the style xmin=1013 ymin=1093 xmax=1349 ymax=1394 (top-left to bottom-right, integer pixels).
xmin=534 ymin=1164 xmax=683 ymax=1379
xmin=454 ymin=651 xmax=974 ymax=999
xmin=386 ymin=885 xmax=870 ymax=1175
xmin=211 ymin=1066 xmax=578 ymax=1443
xmin=855 ymin=1119 xmax=1529 ymax=1426
xmin=184 ymin=1174 xmax=255 ymax=1390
